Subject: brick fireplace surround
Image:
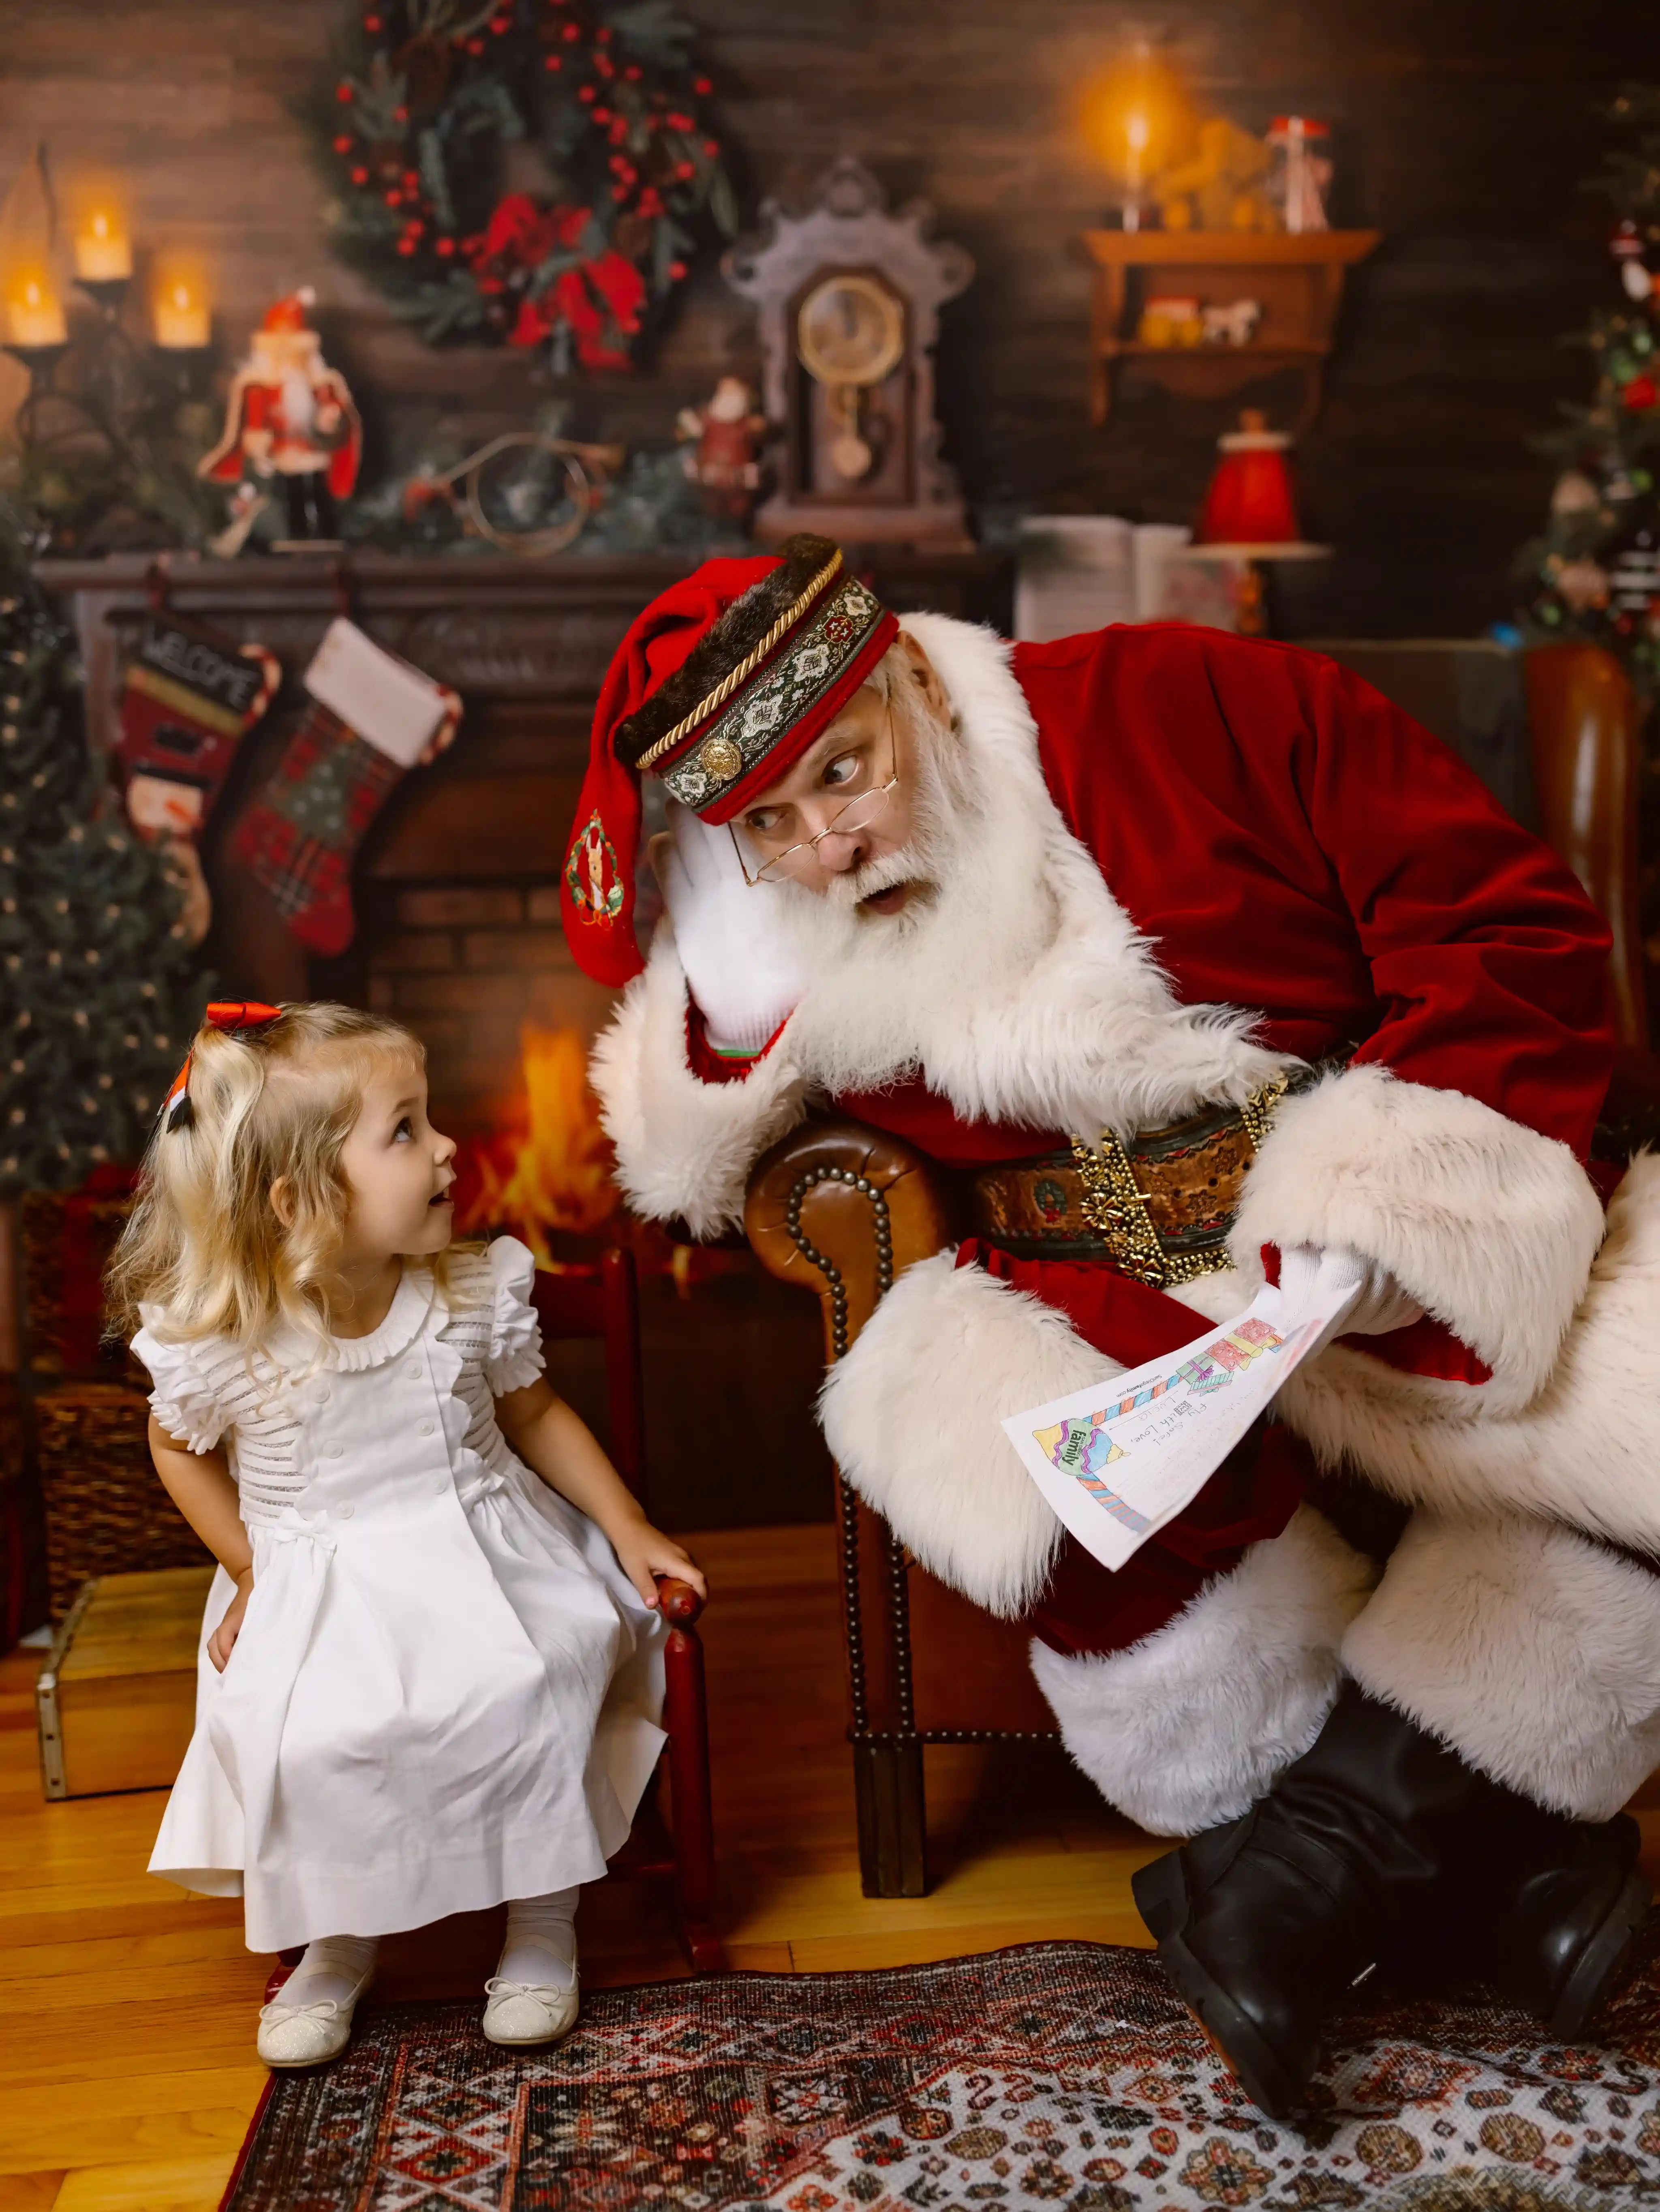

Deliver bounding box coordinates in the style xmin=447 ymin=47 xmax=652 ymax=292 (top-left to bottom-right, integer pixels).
xmin=36 ymin=548 xmax=1010 ymax=1526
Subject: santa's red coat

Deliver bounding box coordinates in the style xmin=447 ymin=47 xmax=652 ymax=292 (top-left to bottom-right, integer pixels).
xmin=688 ymin=624 xmax=1615 ymax=1652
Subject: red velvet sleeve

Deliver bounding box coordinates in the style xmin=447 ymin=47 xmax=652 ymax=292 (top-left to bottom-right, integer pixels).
xmin=684 ymin=1001 xmax=788 ymax=1085
xmin=1262 ymin=645 xmax=1614 ymax=1158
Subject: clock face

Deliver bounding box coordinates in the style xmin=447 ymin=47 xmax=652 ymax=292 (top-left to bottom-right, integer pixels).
xmin=796 ymin=273 xmax=906 ymax=388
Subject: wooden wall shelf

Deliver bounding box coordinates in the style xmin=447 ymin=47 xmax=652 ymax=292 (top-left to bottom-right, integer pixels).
xmin=1079 ymin=229 xmax=1381 ymax=430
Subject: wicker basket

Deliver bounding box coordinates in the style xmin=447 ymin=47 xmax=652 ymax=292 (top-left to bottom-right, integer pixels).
xmin=33 ymin=1382 xmax=207 ymax=1620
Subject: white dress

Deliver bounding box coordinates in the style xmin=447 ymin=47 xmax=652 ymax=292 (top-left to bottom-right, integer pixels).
xmin=130 ymin=1237 xmax=666 ymax=1953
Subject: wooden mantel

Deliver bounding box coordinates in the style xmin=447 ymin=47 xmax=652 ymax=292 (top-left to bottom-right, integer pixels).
xmin=1079 ymin=229 xmax=1382 ymax=431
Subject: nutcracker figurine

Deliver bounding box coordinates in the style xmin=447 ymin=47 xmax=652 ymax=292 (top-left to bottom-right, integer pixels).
xmin=199 ymin=288 xmax=363 ymax=550
xmin=677 ymin=376 xmax=768 ymax=527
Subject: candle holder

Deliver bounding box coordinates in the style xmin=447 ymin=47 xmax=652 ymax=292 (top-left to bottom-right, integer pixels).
xmin=74 ymin=273 xmax=133 ymax=321
xmin=2 ymin=341 xmax=68 ymax=444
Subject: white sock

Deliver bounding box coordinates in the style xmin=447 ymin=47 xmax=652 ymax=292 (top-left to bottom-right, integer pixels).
xmin=275 ymin=1933 xmax=379 ymax=2009
xmin=495 ymin=1886 xmax=580 ymax=1990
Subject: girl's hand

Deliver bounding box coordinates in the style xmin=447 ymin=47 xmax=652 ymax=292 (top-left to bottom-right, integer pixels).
xmin=207 ymin=1569 xmax=254 ymax=1672
xmin=612 ymin=1522 xmax=708 ymax=1609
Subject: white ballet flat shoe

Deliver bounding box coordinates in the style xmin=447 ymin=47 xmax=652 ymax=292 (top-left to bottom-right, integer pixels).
xmin=257 ymin=1977 xmax=372 ymax=2068
xmin=481 ymin=1971 xmax=580 ymax=2047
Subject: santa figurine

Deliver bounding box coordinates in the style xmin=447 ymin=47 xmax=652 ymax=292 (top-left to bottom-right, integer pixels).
xmin=677 ymin=376 xmax=768 ymax=527
xmin=564 ymin=536 xmax=1660 ymax=2121
xmin=200 ymin=288 xmax=362 ymax=550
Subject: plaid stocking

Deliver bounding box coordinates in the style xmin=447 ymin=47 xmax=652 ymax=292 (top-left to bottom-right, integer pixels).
xmin=116 ymin=611 xmax=278 ymax=841
xmin=230 ymin=619 xmax=460 ymax=957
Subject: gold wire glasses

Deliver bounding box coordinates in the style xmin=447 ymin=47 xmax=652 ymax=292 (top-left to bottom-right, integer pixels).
xmin=728 ymin=718 xmax=900 ymax=887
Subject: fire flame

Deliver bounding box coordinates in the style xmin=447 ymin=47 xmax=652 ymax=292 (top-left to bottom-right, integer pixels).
xmin=453 ymin=1024 xmax=618 ymax=1265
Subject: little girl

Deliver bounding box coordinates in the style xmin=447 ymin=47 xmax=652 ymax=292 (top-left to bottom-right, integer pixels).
xmin=109 ymin=1000 xmax=703 ymax=2069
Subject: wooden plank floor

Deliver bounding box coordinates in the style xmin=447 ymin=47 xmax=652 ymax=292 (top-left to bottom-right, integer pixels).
xmin=0 ymin=1523 xmax=1165 ymax=2212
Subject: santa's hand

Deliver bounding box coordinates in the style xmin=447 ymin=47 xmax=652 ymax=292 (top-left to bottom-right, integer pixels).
xmin=1275 ymin=1242 xmax=1426 ymax=1340
xmin=650 ymin=800 xmax=809 ymax=1055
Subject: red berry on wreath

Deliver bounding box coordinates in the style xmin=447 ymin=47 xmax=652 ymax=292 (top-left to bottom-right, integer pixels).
xmin=402 ymin=169 xmax=420 ymax=186
xmin=384 ymin=189 xmax=402 ymax=207
xmin=693 ymin=75 xmax=712 ymax=93
xmin=579 ymin=83 xmax=595 ymax=100
xmin=393 ymin=103 xmax=408 ymax=120
xmin=703 ymin=139 xmax=719 ymax=156
xmin=437 ymin=237 xmax=455 ymax=256
xmin=669 ymin=259 xmax=687 ymax=280
xmin=364 ymin=11 xmax=382 ymax=25
xmin=1626 ymin=373 xmax=1660 ymax=409
xmin=397 ymin=238 xmax=416 ymax=256
xmin=336 ymin=81 xmax=354 ymax=101
xmin=595 ymin=22 xmax=612 ymax=38
xmin=562 ymin=19 xmax=579 ymax=36
xmin=594 ymin=106 xmax=611 ymax=123
xmin=675 ymin=160 xmax=694 ymax=179
xmin=545 ymin=54 xmax=561 ymax=68
xmin=334 ymin=134 xmax=353 ymax=152
xmin=351 ymin=166 xmax=369 ymax=184
xmin=625 ymin=64 xmax=642 ymax=80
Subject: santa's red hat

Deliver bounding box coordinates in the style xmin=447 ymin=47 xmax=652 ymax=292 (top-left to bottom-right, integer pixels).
xmin=560 ymin=535 xmax=897 ymax=984
xmin=260 ymin=287 xmax=316 ymax=335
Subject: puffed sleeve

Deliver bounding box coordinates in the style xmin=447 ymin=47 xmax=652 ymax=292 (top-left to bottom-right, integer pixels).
xmin=485 ymin=1235 xmax=547 ymax=1395
xmin=130 ymin=1307 xmax=229 ymax=1454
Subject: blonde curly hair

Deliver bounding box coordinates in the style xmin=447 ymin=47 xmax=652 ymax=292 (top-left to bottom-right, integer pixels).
xmin=107 ymin=1001 xmax=475 ymax=1358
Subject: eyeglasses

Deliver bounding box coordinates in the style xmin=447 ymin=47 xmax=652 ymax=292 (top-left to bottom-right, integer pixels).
xmin=729 ymin=714 xmax=900 ymax=887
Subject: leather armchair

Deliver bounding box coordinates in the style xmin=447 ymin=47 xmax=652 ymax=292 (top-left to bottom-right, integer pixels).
xmin=746 ymin=1121 xmax=1058 ymax=1897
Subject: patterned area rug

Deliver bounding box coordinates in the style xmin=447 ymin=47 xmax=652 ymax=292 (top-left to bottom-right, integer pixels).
xmin=221 ymin=1936 xmax=1660 ymax=2211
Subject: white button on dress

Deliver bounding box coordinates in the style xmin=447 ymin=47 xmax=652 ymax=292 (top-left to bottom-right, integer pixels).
xmin=131 ymin=1238 xmax=666 ymax=1955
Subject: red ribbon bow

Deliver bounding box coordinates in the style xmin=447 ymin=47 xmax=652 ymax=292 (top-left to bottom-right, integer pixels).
xmin=164 ymin=1002 xmax=284 ymax=1131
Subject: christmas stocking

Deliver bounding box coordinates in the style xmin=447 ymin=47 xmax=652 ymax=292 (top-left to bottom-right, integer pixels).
xmin=231 ymin=618 xmax=460 ymax=956
xmin=116 ymin=611 xmax=279 ymax=841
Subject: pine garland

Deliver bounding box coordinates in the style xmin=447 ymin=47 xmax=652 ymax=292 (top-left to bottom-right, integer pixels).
xmin=0 ymin=519 xmax=206 ymax=1196
xmin=1520 ymin=85 xmax=1660 ymax=697
xmin=307 ymin=0 xmax=738 ymax=370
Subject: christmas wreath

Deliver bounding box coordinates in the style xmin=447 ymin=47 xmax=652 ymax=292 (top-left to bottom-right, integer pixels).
xmin=310 ymin=0 xmax=737 ymax=371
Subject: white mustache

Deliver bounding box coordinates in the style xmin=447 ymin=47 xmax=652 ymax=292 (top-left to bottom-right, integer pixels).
xmin=822 ymin=844 xmax=933 ymax=910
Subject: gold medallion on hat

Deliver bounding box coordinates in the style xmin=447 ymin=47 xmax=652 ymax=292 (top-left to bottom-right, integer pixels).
xmin=698 ymin=734 xmax=743 ymax=785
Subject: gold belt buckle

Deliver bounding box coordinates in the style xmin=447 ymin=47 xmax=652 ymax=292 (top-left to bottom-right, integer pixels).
xmin=1070 ymin=1070 xmax=1291 ymax=1290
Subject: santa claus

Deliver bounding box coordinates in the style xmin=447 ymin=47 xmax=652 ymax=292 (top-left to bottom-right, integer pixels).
xmin=199 ymin=288 xmax=362 ymax=546
xmin=563 ymin=536 xmax=1660 ymax=2117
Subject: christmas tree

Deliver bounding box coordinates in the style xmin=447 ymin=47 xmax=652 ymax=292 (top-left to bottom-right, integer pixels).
xmin=1521 ymin=86 xmax=1660 ymax=698
xmin=0 ymin=515 xmax=206 ymax=1195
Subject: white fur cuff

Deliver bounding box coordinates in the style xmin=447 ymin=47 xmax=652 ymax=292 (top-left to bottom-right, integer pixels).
xmin=588 ymin=938 xmax=809 ymax=1239
xmin=819 ymin=1249 xmax=1108 ymax=1617
xmin=1030 ymin=1505 xmax=1375 ymax=1836
xmin=1343 ymin=1510 xmax=1660 ymax=1820
xmin=1230 ymin=1064 xmax=1605 ymax=1412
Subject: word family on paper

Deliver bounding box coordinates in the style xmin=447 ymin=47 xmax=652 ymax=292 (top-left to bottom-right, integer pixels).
xmin=1001 ymin=1255 xmax=1365 ymax=1573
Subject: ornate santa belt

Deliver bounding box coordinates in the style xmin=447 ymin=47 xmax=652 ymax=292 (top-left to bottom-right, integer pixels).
xmin=967 ymin=1066 xmax=1322 ymax=1288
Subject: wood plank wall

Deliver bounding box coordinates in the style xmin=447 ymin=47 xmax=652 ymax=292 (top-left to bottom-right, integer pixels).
xmin=1 ymin=2 xmax=1658 ymax=635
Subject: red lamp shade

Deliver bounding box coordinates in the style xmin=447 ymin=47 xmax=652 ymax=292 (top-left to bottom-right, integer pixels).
xmin=1195 ymin=409 xmax=1303 ymax=546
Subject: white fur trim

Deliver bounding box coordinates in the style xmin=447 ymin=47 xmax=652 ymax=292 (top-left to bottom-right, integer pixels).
xmin=1343 ymin=1510 xmax=1660 ymax=1820
xmin=1268 ymin=1154 xmax=1660 ymax=1552
xmin=588 ymin=934 xmax=809 ymax=1237
xmin=1231 ymin=1063 xmax=1605 ymax=1414
xmin=1030 ymin=1506 xmax=1376 ymax=1836
xmin=819 ymin=1249 xmax=1104 ymax=1616
xmin=785 ymin=613 xmax=1289 ymax=1139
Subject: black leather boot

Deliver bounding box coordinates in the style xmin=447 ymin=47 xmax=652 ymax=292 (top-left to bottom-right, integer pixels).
xmin=1477 ymin=1807 xmax=1649 ymax=2036
xmin=1132 ymin=1683 xmax=1647 ymax=2116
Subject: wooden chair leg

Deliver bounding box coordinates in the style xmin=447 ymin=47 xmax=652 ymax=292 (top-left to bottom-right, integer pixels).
xmin=853 ymin=1738 xmax=928 ymax=1898
xmin=660 ymin=1578 xmax=724 ymax=1971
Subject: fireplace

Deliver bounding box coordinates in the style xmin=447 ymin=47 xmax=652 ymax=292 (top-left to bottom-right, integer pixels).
xmin=40 ymin=548 xmax=1010 ymax=1528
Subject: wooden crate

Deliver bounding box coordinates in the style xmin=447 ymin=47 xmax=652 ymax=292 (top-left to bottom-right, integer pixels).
xmin=36 ymin=1565 xmax=213 ymax=1799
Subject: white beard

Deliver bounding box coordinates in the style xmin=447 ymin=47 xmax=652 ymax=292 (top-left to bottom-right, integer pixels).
xmin=760 ymin=612 xmax=1289 ymax=1137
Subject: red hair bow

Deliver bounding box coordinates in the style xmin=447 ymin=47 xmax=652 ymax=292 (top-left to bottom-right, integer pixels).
xmin=164 ymin=1002 xmax=283 ymax=1131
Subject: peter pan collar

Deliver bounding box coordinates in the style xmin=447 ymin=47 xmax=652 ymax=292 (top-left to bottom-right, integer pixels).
xmin=326 ymin=1263 xmax=436 ymax=1372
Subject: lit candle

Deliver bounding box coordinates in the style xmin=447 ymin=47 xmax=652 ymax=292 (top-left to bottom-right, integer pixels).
xmin=153 ymin=276 xmax=210 ymax=350
xmin=7 ymin=273 xmax=67 ymax=349
xmin=74 ymin=208 xmax=132 ymax=283
xmin=1124 ymin=109 xmax=1150 ymax=233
